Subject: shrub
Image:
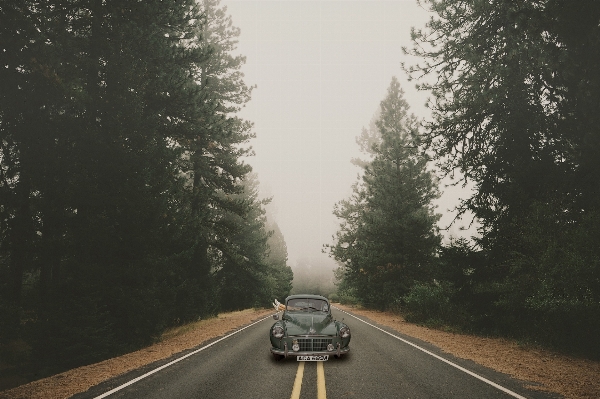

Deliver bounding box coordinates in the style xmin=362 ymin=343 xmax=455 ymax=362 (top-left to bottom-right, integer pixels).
xmin=338 ymin=294 xmax=359 ymax=306
xmin=402 ymin=282 xmax=455 ymax=324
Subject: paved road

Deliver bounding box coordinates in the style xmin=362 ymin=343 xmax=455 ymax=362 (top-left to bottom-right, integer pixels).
xmin=75 ymin=308 xmax=558 ymax=399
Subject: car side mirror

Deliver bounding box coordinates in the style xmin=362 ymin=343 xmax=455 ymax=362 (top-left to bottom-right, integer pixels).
xmin=273 ymin=314 xmax=279 ymax=320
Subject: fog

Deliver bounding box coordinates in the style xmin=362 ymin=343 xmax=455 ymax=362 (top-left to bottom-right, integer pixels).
xmin=222 ymin=0 xmax=475 ymax=269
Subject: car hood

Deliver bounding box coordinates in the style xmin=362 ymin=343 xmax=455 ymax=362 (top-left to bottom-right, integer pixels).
xmin=283 ymin=313 xmax=337 ymax=336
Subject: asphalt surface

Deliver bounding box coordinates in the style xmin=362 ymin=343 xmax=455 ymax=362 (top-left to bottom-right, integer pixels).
xmin=75 ymin=308 xmax=559 ymax=399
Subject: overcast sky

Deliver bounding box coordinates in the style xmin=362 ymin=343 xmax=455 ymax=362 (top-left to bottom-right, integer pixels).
xmin=221 ymin=0 xmax=473 ymax=268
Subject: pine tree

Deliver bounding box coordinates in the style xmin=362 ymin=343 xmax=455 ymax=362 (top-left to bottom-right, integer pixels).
xmin=405 ymin=0 xmax=600 ymax=355
xmin=265 ymin=219 xmax=294 ymax=301
xmin=329 ymin=77 xmax=441 ymax=310
xmin=0 ymin=0 xmax=287 ymax=383
xmin=215 ymin=173 xmax=271 ymax=311
xmin=173 ymin=0 xmax=256 ymax=316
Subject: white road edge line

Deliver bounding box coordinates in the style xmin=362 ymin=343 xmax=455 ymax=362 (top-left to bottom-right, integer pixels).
xmin=94 ymin=313 xmax=276 ymax=399
xmin=333 ymin=306 xmax=528 ymax=399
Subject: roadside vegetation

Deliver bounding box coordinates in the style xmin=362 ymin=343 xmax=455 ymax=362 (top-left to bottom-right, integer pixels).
xmin=327 ymin=0 xmax=600 ymax=360
xmin=0 ymin=0 xmax=292 ymax=390
xmin=2 ymin=0 xmax=599 ymax=393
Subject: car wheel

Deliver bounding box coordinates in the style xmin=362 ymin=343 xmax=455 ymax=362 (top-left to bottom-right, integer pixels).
xmin=273 ymin=353 xmax=284 ymax=361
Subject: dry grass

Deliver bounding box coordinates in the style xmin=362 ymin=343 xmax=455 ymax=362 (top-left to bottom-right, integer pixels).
xmin=0 ymin=308 xmax=274 ymax=399
xmin=334 ymin=303 xmax=600 ymax=399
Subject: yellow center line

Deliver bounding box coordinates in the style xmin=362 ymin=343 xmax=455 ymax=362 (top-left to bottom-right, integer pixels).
xmin=317 ymin=361 xmax=327 ymax=399
xmin=290 ymin=361 xmax=305 ymax=399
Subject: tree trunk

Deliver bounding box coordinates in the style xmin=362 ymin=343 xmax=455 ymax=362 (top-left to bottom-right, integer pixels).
xmin=8 ymin=172 xmax=31 ymax=326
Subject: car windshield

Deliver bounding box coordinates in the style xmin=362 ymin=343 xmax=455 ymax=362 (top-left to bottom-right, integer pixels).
xmin=286 ymin=298 xmax=329 ymax=313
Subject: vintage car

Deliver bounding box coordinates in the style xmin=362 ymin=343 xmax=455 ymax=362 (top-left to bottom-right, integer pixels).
xmin=269 ymin=294 xmax=351 ymax=361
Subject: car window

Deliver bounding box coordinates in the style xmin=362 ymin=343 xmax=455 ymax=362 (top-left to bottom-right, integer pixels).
xmin=286 ymin=298 xmax=329 ymax=312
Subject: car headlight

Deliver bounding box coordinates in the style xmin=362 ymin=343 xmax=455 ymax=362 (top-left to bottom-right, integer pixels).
xmin=339 ymin=325 xmax=350 ymax=338
xmin=272 ymin=325 xmax=284 ymax=339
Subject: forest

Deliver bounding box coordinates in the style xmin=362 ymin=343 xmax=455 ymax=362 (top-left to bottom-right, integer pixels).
xmin=328 ymin=0 xmax=600 ymax=360
xmin=0 ymin=0 xmax=293 ymax=389
xmin=2 ymin=0 xmax=600 ymax=391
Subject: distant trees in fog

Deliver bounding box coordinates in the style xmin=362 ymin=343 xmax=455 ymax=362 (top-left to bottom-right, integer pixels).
xmin=289 ymin=257 xmax=337 ymax=299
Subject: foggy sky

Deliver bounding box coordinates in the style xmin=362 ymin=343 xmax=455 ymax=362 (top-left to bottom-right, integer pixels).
xmin=222 ymin=0 xmax=474 ymax=268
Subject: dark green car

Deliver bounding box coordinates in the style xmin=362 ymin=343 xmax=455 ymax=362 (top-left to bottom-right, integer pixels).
xmin=270 ymin=294 xmax=351 ymax=360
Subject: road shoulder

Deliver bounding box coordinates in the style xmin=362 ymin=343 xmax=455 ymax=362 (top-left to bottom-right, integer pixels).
xmin=334 ymin=303 xmax=600 ymax=399
xmin=0 ymin=308 xmax=274 ymax=399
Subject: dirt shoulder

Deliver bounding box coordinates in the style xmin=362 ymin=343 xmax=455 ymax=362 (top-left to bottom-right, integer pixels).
xmin=0 ymin=308 xmax=274 ymax=399
xmin=334 ymin=303 xmax=600 ymax=399
xmin=2 ymin=305 xmax=598 ymax=399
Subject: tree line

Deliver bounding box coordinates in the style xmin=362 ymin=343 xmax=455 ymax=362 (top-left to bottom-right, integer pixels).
xmin=289 ymin=257 xmax=337 ymax=299
xmin=328 ymin=0 xmax=600 ymax=359
xmin=0 ymin=0 xmax=292 ymax=387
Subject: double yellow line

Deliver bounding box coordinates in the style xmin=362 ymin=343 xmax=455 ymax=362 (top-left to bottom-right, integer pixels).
xmin=290 ymin=361 xmax=327 ymax=399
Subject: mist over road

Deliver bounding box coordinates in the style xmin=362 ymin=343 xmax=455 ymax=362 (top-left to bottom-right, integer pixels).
xmin=76 ymin=308 xmax=554 ymax=399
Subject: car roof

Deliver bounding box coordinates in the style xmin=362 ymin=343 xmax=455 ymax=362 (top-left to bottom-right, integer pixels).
xmin=285 ymin=294 xmax=329 ymax=302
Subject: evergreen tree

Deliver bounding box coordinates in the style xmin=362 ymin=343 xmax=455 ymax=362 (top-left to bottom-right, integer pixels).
xmin=172 ymin=0 xmax=256 ymax=317
xmin=214 ymin=172 xmax=293 ymax=311
xmin=350 ymin=110 xmax=382 ymax=169
xmin=329 ymin=77 xmax=441 ymax=310
xmin=405 ymin=0 xmax=600 ymax=355
xmin=264 ymin=219 xmax=294 ymax=301
xmin=215 ymin=173 xmax=271 ymax=311
xmin=0 ymin=0 xmax=282 ymax=383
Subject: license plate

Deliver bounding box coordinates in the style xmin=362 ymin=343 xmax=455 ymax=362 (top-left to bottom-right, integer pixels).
xmin=297 ymin=355 xmax=328 ymax=361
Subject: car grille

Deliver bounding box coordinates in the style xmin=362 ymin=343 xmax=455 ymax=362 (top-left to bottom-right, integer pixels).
xmin=297 ymin=338 xmax=332 ymax=352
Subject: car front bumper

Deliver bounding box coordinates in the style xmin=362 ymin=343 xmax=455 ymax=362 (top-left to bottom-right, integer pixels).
xmin=270 ymin=344 xmax=350 ymax=358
